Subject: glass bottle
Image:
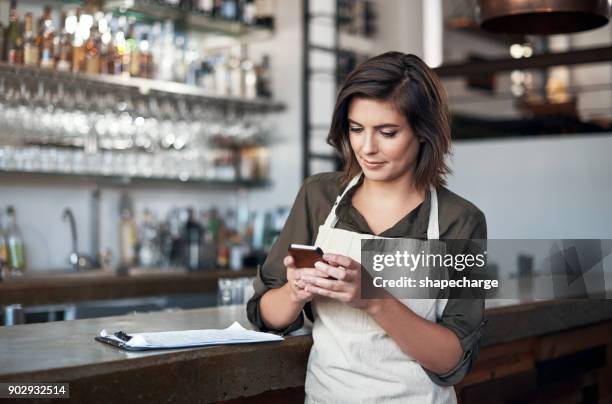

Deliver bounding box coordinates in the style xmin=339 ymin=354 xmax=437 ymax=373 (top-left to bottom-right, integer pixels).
xmin=197 ymin=0 xmax=214 ymax=16
xmin=138 ymin=29 xmax=153 ymax=79
xmin=199 ymin=209 xmax=218 ymax=270
xmin=98 ymin=13 xmax=113 ymax=75
xmin=254 ymin=0 xmax=275 ymax=28
xmin=23 ymin=13 xmax=39 ymax=66
xmin=39 ymin=6 xmax=55 ymax=69
xmin=126 ymin=18 xmax=140 ymax=77
xmin=221 ymin=0 xmax=238 ymax=20
xmin=71 ymin=7 xmax=86 ymax=73
xmin=112 ymin=16 xmax=128 ymax=76
xmin=242 ymin=58 xmax=257 ymax=99
xmin=138 ymin=209 xmax=159 ymax=268
xmin=55 ymin=11 xmax=73 ymax=72
xmin=85 ymin=12 xmax=102 ymax=74
xmin=0 ymin=213 xmax=9 ymax=271
xmin=5 ymin=0 xmax=23 ymax=65
xmin=256 ymin=54 xmax=272 ymax=98
xmin=5 ymin=206 xmax=25 ymax=272
xmin=0 ymin=4 xmax=5 ymax=61
xmin=119 ymin=193 xmax=137 ymax=268
xmin=242 ymin=0 xmax=256 ymax=25
xmin=184 ymin=208 xmax=203 ymax=271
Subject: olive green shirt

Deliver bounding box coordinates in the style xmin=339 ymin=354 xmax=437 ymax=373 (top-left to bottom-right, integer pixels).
xmin=246 ymin=172 xmax=487 ymax=386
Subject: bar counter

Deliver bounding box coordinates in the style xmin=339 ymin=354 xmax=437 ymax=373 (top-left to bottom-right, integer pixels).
xmin=1 ymin=300 xmax=611 ymax=403
xmin=0 ymin=268 xmax=257 ymax=306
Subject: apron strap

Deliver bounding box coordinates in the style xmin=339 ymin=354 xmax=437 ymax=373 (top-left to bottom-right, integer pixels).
xmin=323 ymin=173 xmax=363 ymax=228
xmin=427 ymin=184 xmax=440 ymax=240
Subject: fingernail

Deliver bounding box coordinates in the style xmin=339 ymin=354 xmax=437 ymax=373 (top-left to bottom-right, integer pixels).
xmin=314 ymin=261 xmax=324 ymax=269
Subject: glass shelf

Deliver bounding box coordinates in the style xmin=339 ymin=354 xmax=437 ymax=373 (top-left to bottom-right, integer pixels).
xmin=0 ymin=169 xmax=272 ymax=188
xmin=0 ymin=62 xmax=284 ymax=113
xmin=0 ymin=143 xmax=271 ymax=187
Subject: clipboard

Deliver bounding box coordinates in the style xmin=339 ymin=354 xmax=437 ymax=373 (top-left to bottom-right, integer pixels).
xmin=93 ymin=322 xmax=285 ymax=351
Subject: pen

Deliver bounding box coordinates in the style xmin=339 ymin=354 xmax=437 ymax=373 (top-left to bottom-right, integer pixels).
xmin=114 ymin=331 xmax=132 ymax=342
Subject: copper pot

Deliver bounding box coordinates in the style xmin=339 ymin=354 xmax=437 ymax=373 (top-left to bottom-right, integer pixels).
xmin=478 ymin=0 xmax=610 ymax=34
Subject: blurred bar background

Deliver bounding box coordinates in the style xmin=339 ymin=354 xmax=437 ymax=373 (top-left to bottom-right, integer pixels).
xmin=0 ymin=1 xmax=611 ymax=402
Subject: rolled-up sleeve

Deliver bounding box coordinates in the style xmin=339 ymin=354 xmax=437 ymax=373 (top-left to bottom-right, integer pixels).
xmin=246 ymin=180 xmax=314 ymax=335
xmin=424 ymin=210 xmax=488 ymax=386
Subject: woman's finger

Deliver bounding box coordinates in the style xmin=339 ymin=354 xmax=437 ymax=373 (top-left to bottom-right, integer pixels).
xmin=301 ymin=274 xmax=344 ymax=291
xmin=304 ymin=284 xmax=348 ymax=301
xmin=295 ymin=266 xmax=329 ymax=279
xmin=284 ymin=255 xmax=296 ymax=268
xmin=322 ymin=253 xmax=358 ymax=270
xmin=314 ymin=261 xmax=354 ymax=281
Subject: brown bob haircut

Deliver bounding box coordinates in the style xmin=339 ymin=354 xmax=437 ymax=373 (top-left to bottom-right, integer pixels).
xmin=327 ymin=51 xmax=452 ymax=192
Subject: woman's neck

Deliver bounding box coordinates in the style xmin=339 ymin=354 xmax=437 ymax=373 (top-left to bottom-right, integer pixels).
xmin=360 ymin=171 xmax=424 ymax=204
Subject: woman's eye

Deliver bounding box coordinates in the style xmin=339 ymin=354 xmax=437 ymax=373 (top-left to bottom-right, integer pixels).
xmin=349 ymin=127 xmax=363 ymax=133
xmin=380 ymin=131 xmax=397 ymax=137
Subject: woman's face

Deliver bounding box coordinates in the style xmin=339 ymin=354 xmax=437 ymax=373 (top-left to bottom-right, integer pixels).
xmin=348 ymin=97 xmax=421 ymax=183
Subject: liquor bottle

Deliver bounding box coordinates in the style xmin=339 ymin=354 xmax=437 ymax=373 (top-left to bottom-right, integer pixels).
xmin=112 ymin=16 xmax=128 ymax=76
xmin=242 ymin=0 xmax=256 ymax=25
xmin=126 ymin=18 xmax=139 ymax=77
xmin=99 ymin=14 xmax=114 ymax=75
xmin=71 ymin=8 xmax=86 ymax=73
xmin=0 ymin=213 xmax=9 ymax=270
xmin=119 ymin=193 xmax=137 ymax=268
xmin=212 ymin=0 xmax=223 ymax=18
xmin=179 ymin=0 xmax=194 ymax=11
xmin=5 ymin=206 xmax=25 ymax=272
xmin=138 ymin=30 xmax=153 ymax=79
xmin=199 ymin=209 xmax=218 ymax=270
xmin=197 ymin=0 xmax=214 ymax=15
xmin=254 ymin=0 xmax=275 ymax=28
xmin=172 ymin=33 xmax=187 ymax=83
xmin=5 ymin=0 xmax=23 ymax=65
xmin=227 ymin=55 xmax=242 ymax=97
xmin=255 ymin=54 xmax=272 ymax=98
xmin=221 ymin=0 xmax=238 ymax=20
xmin=55 ymin=11 xmax=73 ymax=72
xmin=157 ymin=19 xmax=175 ymax=81
xmin=85 ymin=13 xmax=102 ymax=74
xmin=23 ymin=13 xmax=39 ymax=66
xmin=184 ymin=208 xmax=203 ymax=271
xmin=39 ymin=6 xmax=55 ymax=69
xmin=138 ymin=209 xmax=159 ymax=267
xmin=149 ymin=22 xmax=162 ymax=79
xmin=213 ymin=53 xmax=229 ymax=96
xmin=0 ymin=5 xmax=6 ymax=62
xmin=242 ymin=58 xmax=257 ymax=99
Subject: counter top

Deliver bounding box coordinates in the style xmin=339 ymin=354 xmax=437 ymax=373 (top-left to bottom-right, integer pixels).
xmin=0 ymin=268 xmax=257 ymax=306
xmin=1 ymin=300 xmax=611 ymax=403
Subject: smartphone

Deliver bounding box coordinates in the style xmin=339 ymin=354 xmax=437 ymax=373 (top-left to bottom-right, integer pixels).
xmin=288 ymin=244 xmax=325 ymax=268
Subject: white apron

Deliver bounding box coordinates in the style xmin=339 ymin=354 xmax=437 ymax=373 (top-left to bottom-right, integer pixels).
xmin=304 ymin=173 xmax=457 ymax=404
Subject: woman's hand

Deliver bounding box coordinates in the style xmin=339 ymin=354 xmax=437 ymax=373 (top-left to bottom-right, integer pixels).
xmin=283 ymin=255 xmax=328 ymax=305
xmin=300 ymin=253 xmax=372 ymax=311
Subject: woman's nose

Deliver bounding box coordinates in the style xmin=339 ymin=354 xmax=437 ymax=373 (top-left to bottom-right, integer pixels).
xmin=362 ymin=132 xmax=378 ymax=154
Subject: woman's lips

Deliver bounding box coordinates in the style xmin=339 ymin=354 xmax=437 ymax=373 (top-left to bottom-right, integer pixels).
xmin=361 ymin=158 xmax=386 ymax=169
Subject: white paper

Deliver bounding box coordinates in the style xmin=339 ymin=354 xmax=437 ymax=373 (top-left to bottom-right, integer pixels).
xmin=99 ymin=321 xmax=283 ymax=349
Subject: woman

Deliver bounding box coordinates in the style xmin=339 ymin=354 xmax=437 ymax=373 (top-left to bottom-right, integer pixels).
xmin=247 ymin=52 xmax=487 ymax=403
